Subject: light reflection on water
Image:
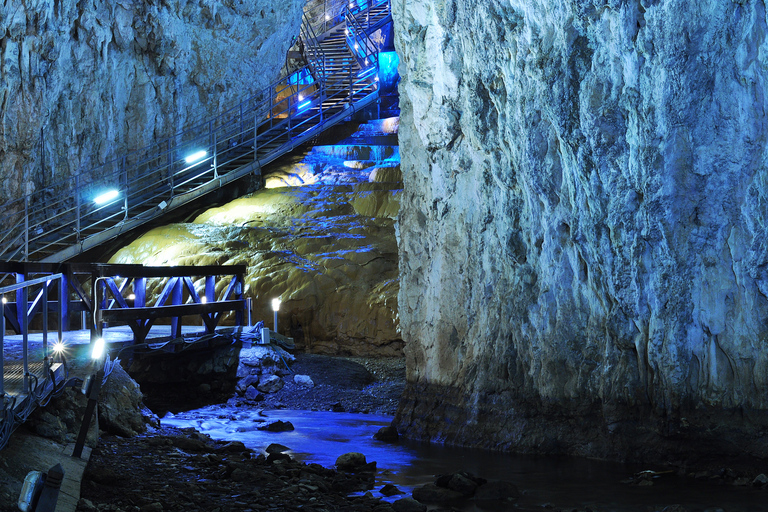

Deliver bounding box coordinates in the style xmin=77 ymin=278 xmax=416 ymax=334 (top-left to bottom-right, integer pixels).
xmin=162 ymin=406 xmax=767 ymax=512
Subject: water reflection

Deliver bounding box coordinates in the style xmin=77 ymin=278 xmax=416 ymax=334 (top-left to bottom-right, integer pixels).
xmin=162 ymin=406 xmax=766 ymax=512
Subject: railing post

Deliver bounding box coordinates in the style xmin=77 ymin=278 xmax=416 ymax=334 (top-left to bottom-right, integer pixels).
xmin=75 ymin=174 xmax=81 ymax=243
xmin=168 ymin=139 xmax=175 ymax=197
xmin=24 ymin=195 xmax=29 ymax=262
xmin=213 ymin=130 xmax=218 ymax=179
xmin=22 ymin=286 xmax=29 ymax=394
xmin=122 ymin=156 xmax=128 ymax=220
xmin=253 ymin=117 xmax=259 ymax=163
xmin=171 ymin=277 xmax=183 ymax=338
xmin=1 ymin=298 xmax=5 ymax=397
xmin=58 ymin=276 xmax=64 ymax=342
xmin=42 ymin=281 xmax=49 ymax=375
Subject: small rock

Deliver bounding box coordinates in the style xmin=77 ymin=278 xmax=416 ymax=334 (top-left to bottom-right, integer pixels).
xmin=447 ymin=473 xmax=479 ymax=496
xmin=257 ymin=420 xmax=294 ymax=432
xmin=244 ymin=385 xmax=260 ymax=401
xmin=216 ymin=441 xmax=248 ymax=453
xmin=331 ymin=402 xmax=345 ymax=412
xmin=336 ymin=452 xmax=369 ymax=471
xmin=473 ymin=480 xmax=520 ymax=501
xmin=392 ymin=497 xmax=427 ymax=512
xmin=257 ymin=374 xmax=284 ymax=393
xmin=380 ymin=483 xmax=403 ymax=496
xmin=294 ymin=374 xmax=315 ymax=387
xmin=265 ymin=443 xmax=291 ymax=454
xmin=412 ymin=483 xmax=465 ymax=503
xmin=753 ymin=473 xmax=768 ymax=486
xmin=373 ymin=425 xmax=399 ymax=442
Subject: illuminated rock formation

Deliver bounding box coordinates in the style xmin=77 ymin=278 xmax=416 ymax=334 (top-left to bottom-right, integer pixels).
xmin=0 ymin=0 xmax=303 ymax=204
xmin=393 ymin=0 xmax=768 ymax=462
xmin=111 ymin=118 xmax=403 ymax=356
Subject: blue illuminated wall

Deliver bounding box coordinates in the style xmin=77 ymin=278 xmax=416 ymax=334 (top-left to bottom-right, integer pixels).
xmin=378 ymin=51 xmax=399 ymax=93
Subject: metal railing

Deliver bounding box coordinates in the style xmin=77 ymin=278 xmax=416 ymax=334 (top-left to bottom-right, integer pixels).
xmin=0 ymin=273 xmax=65 ymax=397
xmin=0 ymin=0 xmax=391 ymax=263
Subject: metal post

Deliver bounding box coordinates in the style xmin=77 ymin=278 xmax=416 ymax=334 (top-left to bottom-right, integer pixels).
xmin=171 ymin=278 xmax=182 ymax=338
xmin=273 ymin=308 xmax=278 ymax=333
xmin=75 ymin=174 xmax=81 ymax=243
xmin=58 ymin=277 xmax=64 ymax=345
xmin=213 ymin=131 xmax=218 ymax=179
xmin=72 ymin=364 xmax=104 ymax=459
xmin=24 ymin=195 xmax=29 ymax=261
xmin=246 ymin=297 xmax=252 ymax=327
xmin=34 ymin=463 xmax=64 ymax=511
xmin=1 ymin=299 xmax=5 ymax=397
xmin=22 ymin=286 xmax=29 ymax=394
xmin=43 ymin=281 xmax=49 ymax=374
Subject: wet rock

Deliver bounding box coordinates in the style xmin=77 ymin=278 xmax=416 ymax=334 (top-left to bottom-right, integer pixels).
xmin=392 ymin=498 xmax=427 ymax=512
xmin=373 ymin=425 xmax=399 ymax=442
xmin=266 ymin=452 xmax=292 ymax=463
xmin=473 ymin=480 xmax=520 ymax=501
xmin=257 ymin=374 xmax=285 ymax=394
xmin=265 ymin=443 xmax=291 ymax=454
xmin=332 ymin=402 xmax=346 ymax=412
xmin=411 ymin=483 xmax=465 ymax=504
xmin=445 ymin=472 xmax=479 ymax=496
xmin=216 ymin=441 xmax=248 ymax=453
xmin=294 ymin=374 xmax=315 ymax=387
xmin=380 ymin=483 xmax=403 ymax=497
xmin=335 ymin=452 xmax=369 ymax=471
xmin=753 ymin=474 xmax=768 ymax=486
xmin=257 ymin=420 xmax=294 ymax=432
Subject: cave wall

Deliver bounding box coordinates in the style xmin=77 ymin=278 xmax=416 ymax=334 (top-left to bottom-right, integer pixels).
xmin=393 ymin=0 xmax=768 ymax=461
xmin=0 ymin=0 xmax=303 ymax=204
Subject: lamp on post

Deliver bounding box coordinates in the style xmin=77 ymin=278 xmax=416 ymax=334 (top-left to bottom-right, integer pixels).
xmin=272 ymin=298 xmax=281 ymax=333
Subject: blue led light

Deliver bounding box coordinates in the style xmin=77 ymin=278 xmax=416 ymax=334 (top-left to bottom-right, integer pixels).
xmin=298 ymin=100 xmax=312 ymax=111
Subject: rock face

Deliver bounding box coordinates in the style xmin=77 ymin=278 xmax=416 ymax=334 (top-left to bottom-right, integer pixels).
xmin=393 ymin=0 xmax=768 ymax=462
xmin=0 ymin=0 xmax=303 ymax=204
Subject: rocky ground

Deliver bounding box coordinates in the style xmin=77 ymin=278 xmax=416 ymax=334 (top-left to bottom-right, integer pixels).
xmin=76 ymin=354 xmax=415 ymax=512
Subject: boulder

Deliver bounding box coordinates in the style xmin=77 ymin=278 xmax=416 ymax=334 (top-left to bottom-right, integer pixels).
xmin=257 ymin=374 xmax=284 ymax=394
xmin=294 ymin=374 xmax=315 ymax=387
xmin=473 ymin=480 xmax=520 ymax=501
xmin=335 ymin=452 xmax=368 ymax=472
xmin=411 ymin=483 xmax=464 ymax=504
xmin=392 ymin=498 xmax=426 ymax=512
xmin=373 ymin=425 xmax=399 ymax=442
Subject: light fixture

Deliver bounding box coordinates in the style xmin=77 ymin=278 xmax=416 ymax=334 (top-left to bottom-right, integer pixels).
xmin=94 ymin=189 xmax=120 ymax=205
xmin=1 ymin=296 xmax=6 ymax=304
xmin=184 ymin=150 xmax=207 ymax=164
xmin=298 ymin=99 xmax=312 ymax=112
xmin=52 ymin=341 xmax=65 ymax=354
xmin=128 ymin=293 xmax=136 ymax=301
xmin=272 ymin=298 xmax=281 ymax=333
xmin=201 ymin=296 xmax=208 ymax=304
xmin=91 ymin=338 xmax=106 ymax=360
xmin=325 ymin=14 xmax=330 ymax=20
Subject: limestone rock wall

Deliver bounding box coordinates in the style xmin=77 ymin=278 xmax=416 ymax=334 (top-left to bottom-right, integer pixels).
xmin=393 ymin=0 xmax=768 ymax=461
xmin=0 ymin=0 xmax=303 ymax=204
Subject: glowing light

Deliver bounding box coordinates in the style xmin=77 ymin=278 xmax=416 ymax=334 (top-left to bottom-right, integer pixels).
xmin=94 ymin=189 xmax=120 ymax=205
xmin=272 ymin=298 xmax=281 ymax=312
xmin=298 ymin=100 xmax=312 ymax=112
xmin=201 ymin=296 xmax=208 ymax=304
xmin=128 ymin=293 xmax=136 ymax=301
xmin=52 ymin=341 xmax=66 ymax=354
xmin=1 ymin=296 xmax=6 ymax=304
xmin=91 ymin=338 xmax=106 ymax=360
xmin=354 ymin=43 xmax=359 ymax=49
xmin=184 ymin=150 xmax=207 ymax=164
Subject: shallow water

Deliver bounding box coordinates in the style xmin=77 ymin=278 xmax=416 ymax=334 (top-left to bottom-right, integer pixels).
xmin=162 ymin=406 xmax=767 ymax=512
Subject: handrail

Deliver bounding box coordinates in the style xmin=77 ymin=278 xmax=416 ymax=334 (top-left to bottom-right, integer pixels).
xmin=0 ymin=0 xmax=390 ymax=263
xmin=0 ymin=273 xmax=65 ymax=397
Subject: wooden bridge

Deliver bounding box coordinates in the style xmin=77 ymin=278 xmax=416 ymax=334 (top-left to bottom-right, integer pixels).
xmin=0 ymin=261 xmax=250 ymax=451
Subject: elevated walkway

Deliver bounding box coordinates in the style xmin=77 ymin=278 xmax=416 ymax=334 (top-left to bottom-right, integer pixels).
xmin=0 ymin=0 xmax=393 ymax=264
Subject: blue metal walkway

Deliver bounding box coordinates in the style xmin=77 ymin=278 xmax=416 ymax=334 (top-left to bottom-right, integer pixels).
xmin=0 ymin=0 xmax=392 ymax=263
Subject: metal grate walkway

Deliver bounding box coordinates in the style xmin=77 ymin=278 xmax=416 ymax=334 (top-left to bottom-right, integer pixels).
xmin=0 ymin=0 xmax=392 ymax=264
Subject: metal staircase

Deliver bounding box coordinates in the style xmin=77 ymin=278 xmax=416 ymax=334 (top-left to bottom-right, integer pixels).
xmin=0 ymin=0 xmax=392 ymax=264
